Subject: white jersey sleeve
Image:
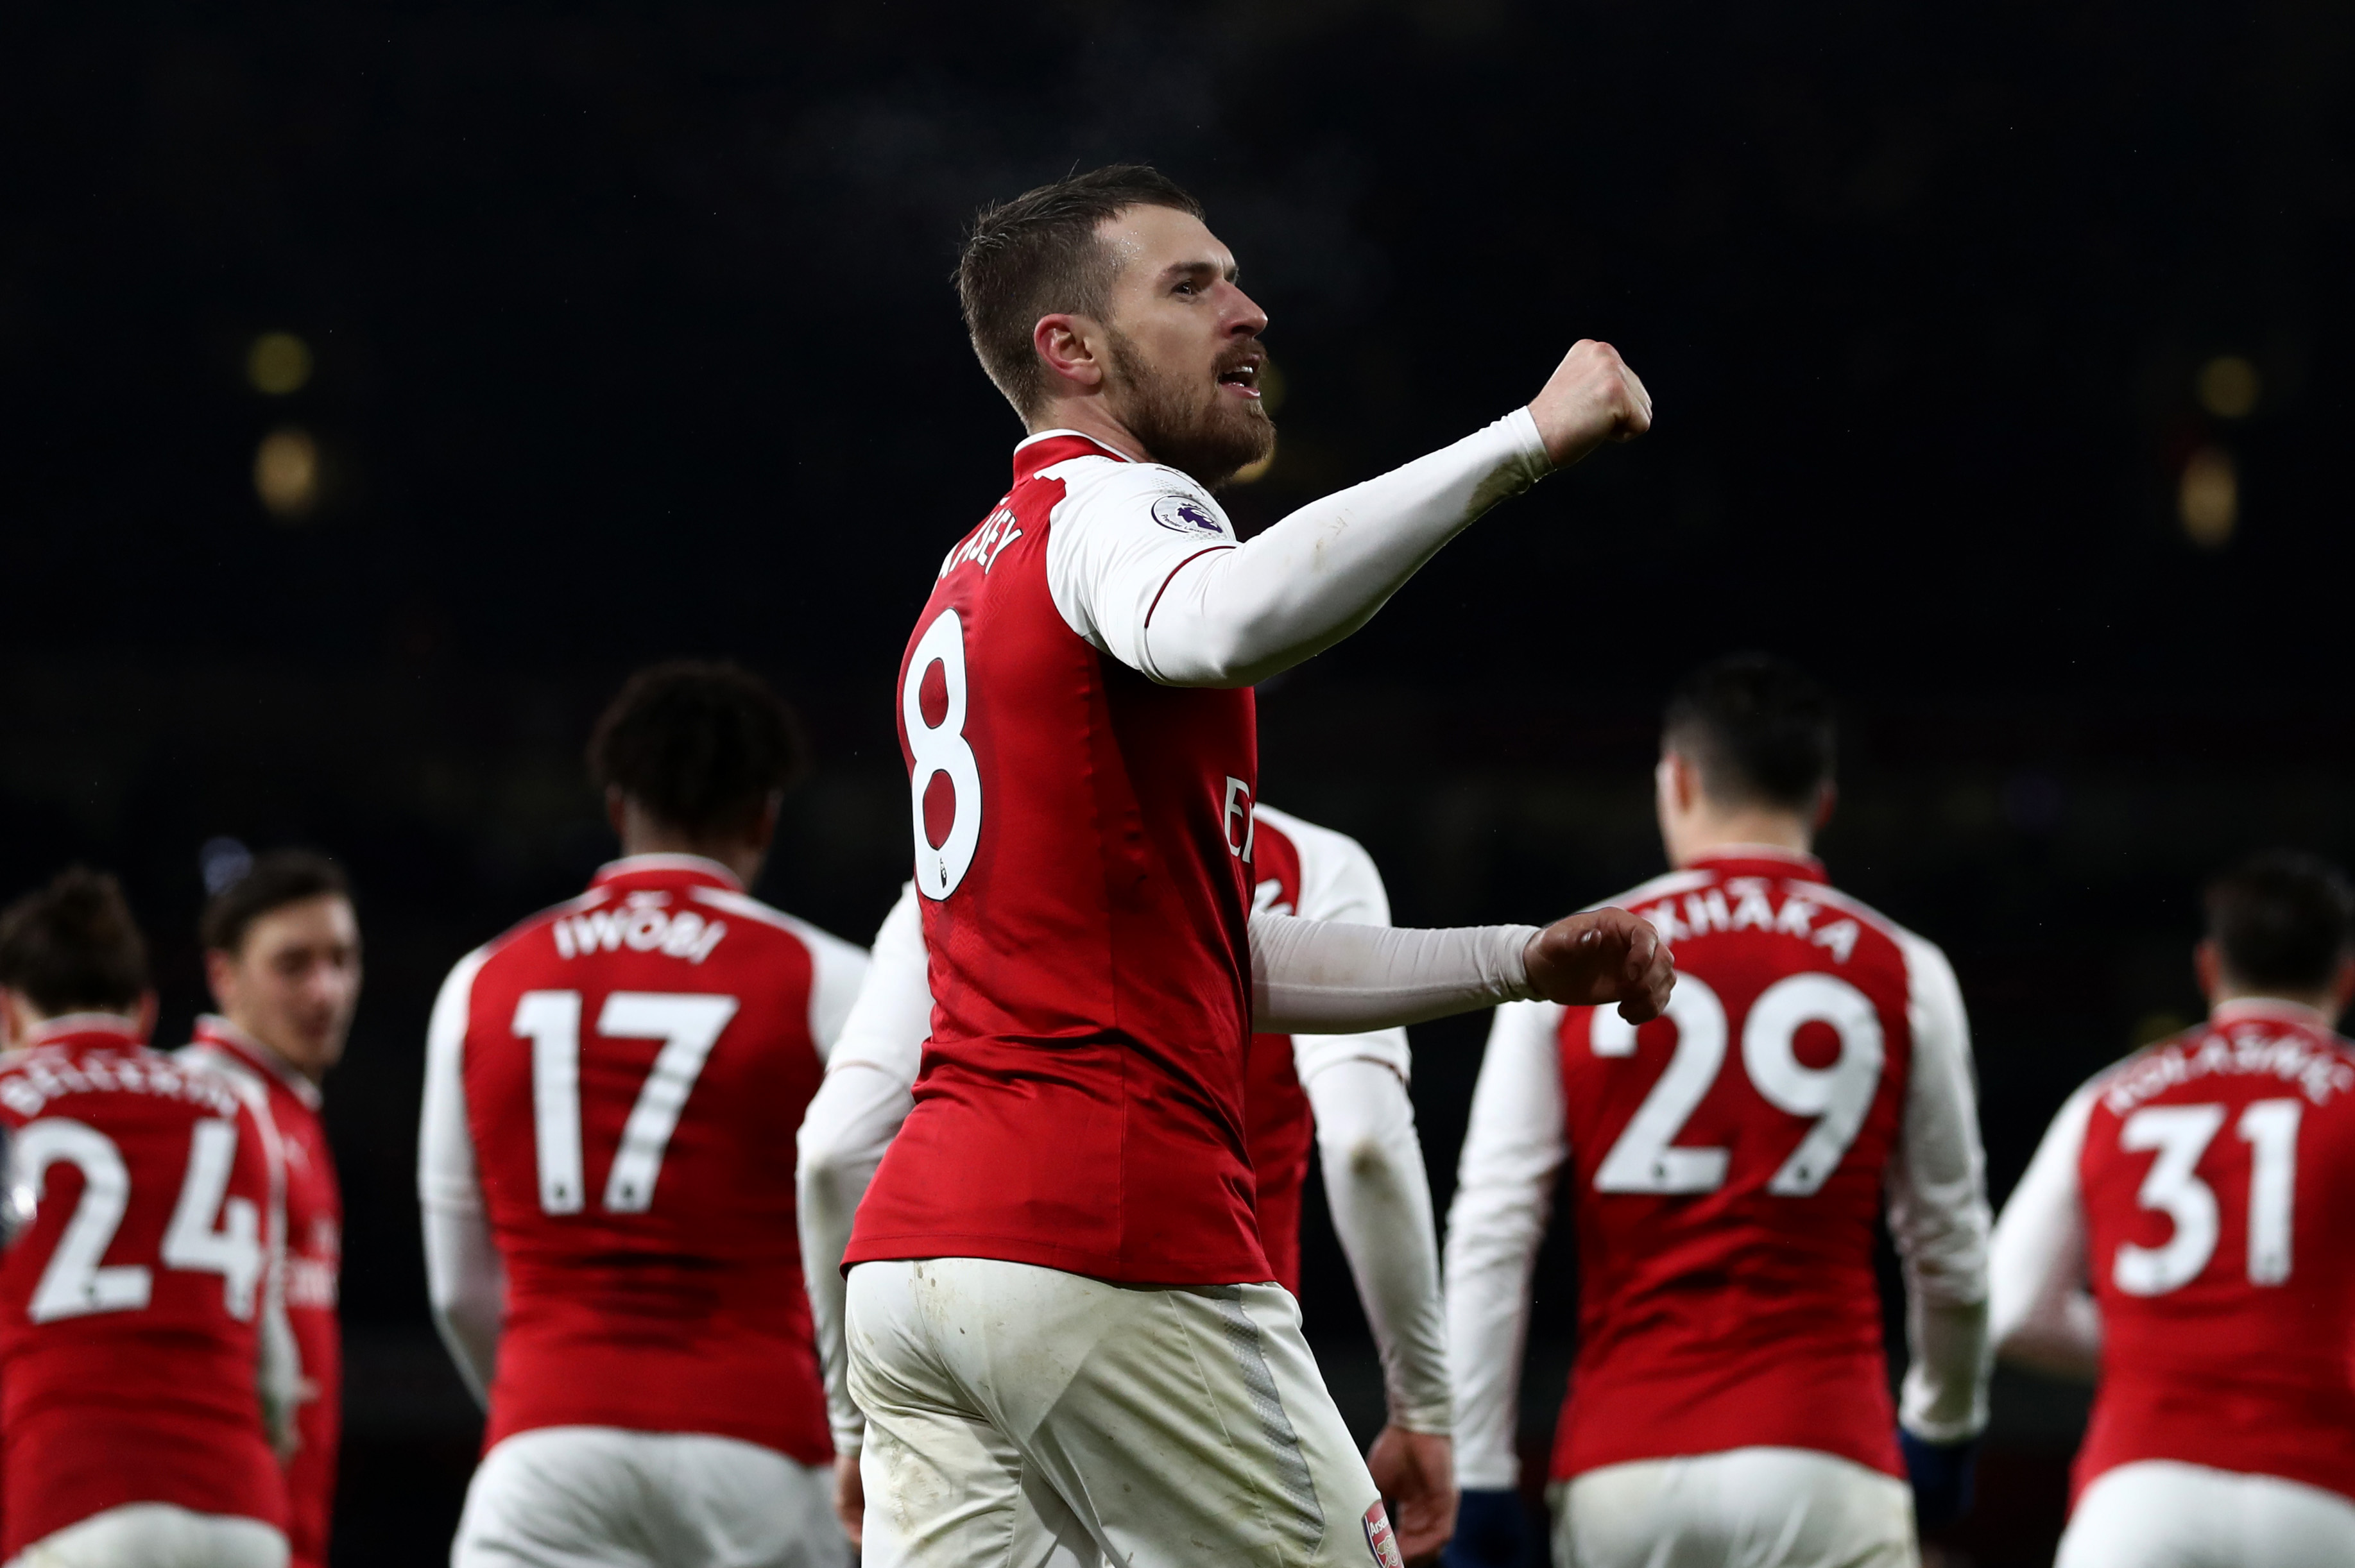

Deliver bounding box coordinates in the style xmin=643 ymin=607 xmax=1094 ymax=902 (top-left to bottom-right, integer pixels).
xmin=1886 ymin=930 xmax=1996 ymax=1442
xmin=1249 ymin=914 xmax=1540 ymax=1033
xmin=1260 ymin=805 xmax=1446 ymax=1432
xmin=1043 ymin=411 xmax=1552 ymax=689
xmin=1987 ymin=1080 xmax=2102 ymax=1379
xmin=796 ymin=885 xmax=929 ymax=1454
xmin=417 ymin=946 xmax=503 ymax=1408
xmin=1443 ymin=998 xmax=1571 ymax=1489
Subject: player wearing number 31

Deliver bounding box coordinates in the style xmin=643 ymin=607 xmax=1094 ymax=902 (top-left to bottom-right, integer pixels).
xmin=846 ymin=164 xmax=1667 ymax=1568
xmin=1444 ymin=657 xmax=1993 ymax=1568
xmin=419 ymin=663 xmax=869 ymax=1568
xmin=1990 ymin=853 xmax=2355 ymax=1567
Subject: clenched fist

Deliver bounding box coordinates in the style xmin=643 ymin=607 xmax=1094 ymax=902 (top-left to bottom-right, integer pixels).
xmin=1527 ymin=339 xmax=1652 ymax=468
xmin=1522 ymin=908 xmax=1674 ymax=1022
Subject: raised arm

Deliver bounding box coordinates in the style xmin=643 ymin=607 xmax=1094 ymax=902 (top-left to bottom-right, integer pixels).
xmin=1988 ymin=1082 xmax=2103 ymax=1380
xmin=417 ymin=948 xmax=503 ymax=1407
xmin=1052 ymin=341 xmax=1650 ymax=690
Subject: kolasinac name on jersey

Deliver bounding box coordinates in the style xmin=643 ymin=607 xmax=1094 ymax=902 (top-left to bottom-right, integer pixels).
xmin=850 ymin=430 xmax=1269 ymax=1287
xmin=1552 ymin=852 xmax=1937 ymax=1480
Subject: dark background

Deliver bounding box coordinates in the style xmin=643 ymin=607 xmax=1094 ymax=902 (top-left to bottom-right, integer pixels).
xmin=4 ymin=2 xmax=2351 ymax=1564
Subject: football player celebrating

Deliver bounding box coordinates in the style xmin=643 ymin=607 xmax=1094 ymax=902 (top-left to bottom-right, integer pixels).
xmin=800 ymin=803 xmax=1455 ymax=1557
xmin=1444 ymin=656 xmax=1992 ymax=1568
xmin=1991 ymin=851 xmax=2355 ymax=1566
xmin=419 ymin=663 xmax=868 ymax=1568
xmin=843 ymin=163 xmax=1669 ymax=1568
xmin=0 ymin=868 xmax=296 ymax=1567
xmin=182 ymin=850 xmax=362 ymax=1568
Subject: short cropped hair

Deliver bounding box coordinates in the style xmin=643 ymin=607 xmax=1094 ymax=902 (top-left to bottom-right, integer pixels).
xmin=955 ymin=164 xmax=1204 ymax=417
xmin=588 ymin=660 xmax=810 ymax=839
xmin=0 ymin=867 xmax=150 ymax=1015
xmin=201 ymin=849 xmax=351 ymax=957
xmin=1662 ymin=653 xmax=1837 ymax=813
xmin=2205 ymin=851 xmax=2355 ymax=993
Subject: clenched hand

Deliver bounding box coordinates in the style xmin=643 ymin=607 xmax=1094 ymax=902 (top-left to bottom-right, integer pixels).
xmin=1522 ymin=908 xmax=1674 ymax=1022
xmin=1526 ymin=339 xmax=1652 ymax=468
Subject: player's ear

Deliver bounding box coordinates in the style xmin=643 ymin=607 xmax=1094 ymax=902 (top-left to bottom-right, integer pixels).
xmin=750 ymin=791 xmax=782 ymax=855
xmin=1033 ymin=313 xmax=1106 ymax=393
xmin=202 ymin=946 xmax=236 ymax=1012
xmin=2193 ymin=939 xmax=2222 ymax=1006
xmin=2333 ymin=951 xmax=2355 ymax=1015
xmin=605 ymin=786 xmax=630 ymax=840
xmin=133 ymin=991 xmax=158 ymax=1044
xmin=1812 ymin=780 xmax=1838 ymax=831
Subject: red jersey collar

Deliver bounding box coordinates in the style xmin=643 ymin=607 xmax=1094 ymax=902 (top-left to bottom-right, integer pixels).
xmin=2211 ymin=996 xmax=2338 ymax=1031
xmin=1012 ymin=427 xmax=1137 ymax=482
xmin=590 ymin=853 xmax=744 ymax=894
xmin=191 ymin=1014 xmax=323 ymax=1109
xmin=1686 ymin=845 xmax=1828 ymax=883
xmin=22 ymin=1013 xmax=146 ymax=1051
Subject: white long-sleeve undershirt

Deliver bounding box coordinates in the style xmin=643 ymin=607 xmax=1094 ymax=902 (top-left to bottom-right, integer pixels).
xmin=1041 ymin=410 xmax=1553 ymax=688
xmin=800 ymin=813 xmax=1482 ymax=1451
xmin=1444 ymin=919 xmax=1993 ymax=1489
xmin=1987 ymin=1082 xmax=2103 ymax=1380
xmin=1249 ymin=913 xmax=1539 ymax=1032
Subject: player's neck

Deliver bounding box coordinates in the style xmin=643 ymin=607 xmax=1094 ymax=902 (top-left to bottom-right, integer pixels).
xmin=2207 ymin=986 xmax=2341 ymax=1026
xmin=1027 ymin=399 xmax=1148 ymax=464
xmin=1667 ymin=815 xmax=1814 ymax=869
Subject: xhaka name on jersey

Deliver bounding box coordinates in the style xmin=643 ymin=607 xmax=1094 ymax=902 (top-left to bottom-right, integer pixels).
xmin=1630 ymin=878 xmax=1864 ymax=962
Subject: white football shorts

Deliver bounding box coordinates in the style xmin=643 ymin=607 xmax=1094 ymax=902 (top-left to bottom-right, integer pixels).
xmin=8 ymin=1503 xmax=287 ymax=1568
xmin=449 ymin=1425 xmax=847 ymax=1568
xmin=1550 ymin=1445 xmax=1919 ymax=1568
xmin=846 ymin=1256 xmax=1398 ymax=1568
xmin=2056 ymin=1459 xmax=2355 ymax=1568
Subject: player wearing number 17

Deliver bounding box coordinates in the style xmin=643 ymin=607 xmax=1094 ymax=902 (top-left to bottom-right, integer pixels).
xmin=848 ymin=164 xmax=1668 ymax=1568
xmin=1990 ymin=853 xmax=2355 ymax=1566
xmin=1444 ymin=657 xmax=1993 ymax=1568
xmin=0 ymin=869 xmax=296 ymax=1568
xmin=420 ymin=664 xmax=869 ymax=1568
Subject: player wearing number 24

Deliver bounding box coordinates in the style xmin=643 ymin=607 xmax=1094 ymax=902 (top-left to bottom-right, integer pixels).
xmin=0 ymin=869 xmax=298 ymax=1568
xmin=1444 ymin=657 xmax=1994 ymax=1568
xmin=1990 ymin=852 xmax=2355 ymax=1567
xmin=420 ymin=664 xmax=868 ymax=1568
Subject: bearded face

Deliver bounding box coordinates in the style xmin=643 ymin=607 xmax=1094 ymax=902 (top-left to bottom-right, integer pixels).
xmin=1102 ymin=325 xmax=1274 ymax=490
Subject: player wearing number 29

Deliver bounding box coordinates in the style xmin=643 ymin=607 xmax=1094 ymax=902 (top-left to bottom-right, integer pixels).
xmin=1444 ymin=657 xmax=1992 ymax=1568
xmin=0 ymin=869 xmax=296 ymax=1568
xmin=1990 ymin=852 xmax=2355 ymax=1567
xmin=420 ymin=663 xmax=868 ymax=1568
xmin=845 ymin=163 xmax=1669 ymax=1568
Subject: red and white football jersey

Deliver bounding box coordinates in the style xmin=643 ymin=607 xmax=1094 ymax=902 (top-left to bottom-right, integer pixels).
xmin=419 ymin=855 xmax=868 ymax=1464
xmin=847 ymin=431 xmax=1268 ymax=1286
xmin=2070 ymin=1005 xmax=2355 ymax=1501
xmin=0 ymin=1018 xmax=288 ymax=1556
xmin=180 ymin=1017 xmax=341 ymax=1568
xmin=1446 ymin=850 xmax=1991 ymax=1490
